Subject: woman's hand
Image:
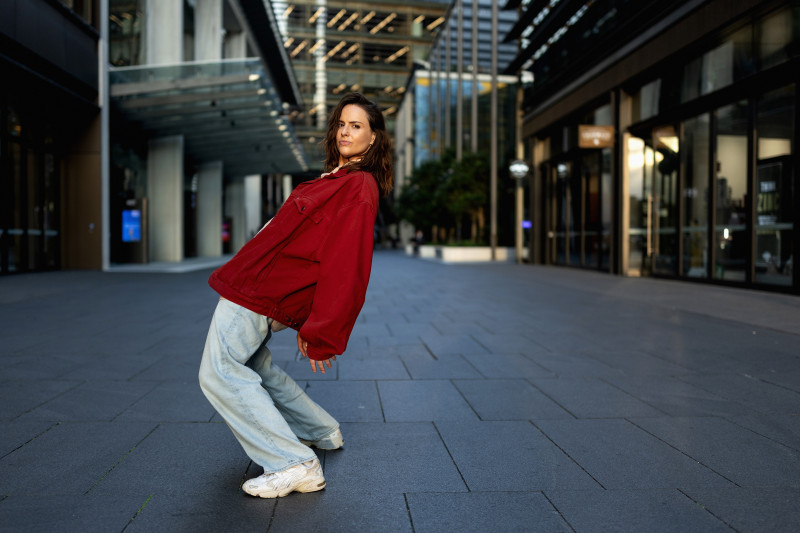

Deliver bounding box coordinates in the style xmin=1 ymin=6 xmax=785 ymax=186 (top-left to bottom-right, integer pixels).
xmin=297 ymin=333 xmax=336 ymax=373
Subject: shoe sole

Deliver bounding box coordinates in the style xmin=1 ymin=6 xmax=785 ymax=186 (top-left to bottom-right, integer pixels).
xmin=245 ymin=479 xmax=326 ymax=499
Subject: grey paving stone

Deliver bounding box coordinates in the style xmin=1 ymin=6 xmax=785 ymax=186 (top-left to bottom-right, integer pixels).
xmin=0 ymin=379 xmax=82 ymax=421
xmin=270 ymin=491 xmax=411 ymax=533
xmin=378 ymin=380 xmax=478 ymax=421
xmin=115 ymin=381 xmax=214 ymax=422
xmin=0 ymin=492 xmax=145 ymax=533
xmin=630 ymin=416 xmax=800 ymax=486
xmin=529 ymin=377 xmax=665 ymax=418
xmin=59 ymin=353 xmax=165 ymax=381
xmin=322 ymin=422 xmax=467 ymax=493
xmin=419 ymin=332 xmax=489 ymax=356
xmin=727 ymin=413 xmax=800 ymax=451
xmin=474 ymin=333 xmax=551 ymax=356
xmin=533 ymin=419 xmax=733 ymax=489
xmin=676 ymin=373 xmax=800 ymax=414
xmin=0 ymin=421 xmax=157 ymax=494
xmin=546 ymin=489 xmax=731 ymax=533
xmin=0 ymin=421 xmax=56 ymax=458
xmin=125 ymin=488 xmax=275 ymax=532
xmin=681 ymin=486 xmax=800 ymax=532
xmin=435 ymin=420 xmax=600 ymax=491
xmin=0 ymin=353 xmax=95 ymax=380
xmin=337 ymin=356 xmax=410 ymax=380
xmin=753 ymin=367 xmax=800 ymax=394
xmin=349 ymin=323 xmax=391 ymax=338
xmin=295 ymin=380 xmax=384 ymax=422
xmin=93 ymin=423 xmax=251 ymax=495
xmin=526 ymin=351 xmax=625 ymax=379
xmin=369 ymin=343 xmax=432 ymax=358
xmin=462 ymin=352 xmax=555 ymax=379
xmin=453 ymin=379 xmax=571 ymax=420
xmin=407 ymin=491 xmax=571 ymax=533
xmin=400 ymin=353 xmax=482 ymax=379
xmin=604 ymin=375 xmax=757 ymax=417
xmin=130 ymin=355 xmax=200 ymax=381
xmin=366 ymin=335 xmax=426 ymax=350
xmin=15 ymin=380 xmax=157 ymax=422
xmin=281 ymin=360 xmax=340 ymax=381
xmin=583 ymin=348 xmax=694 ymax=377
xmin=385 ymin=322 xmax=441 ymax=338
xmin=138 ymin=334 xmax=207 ymax=357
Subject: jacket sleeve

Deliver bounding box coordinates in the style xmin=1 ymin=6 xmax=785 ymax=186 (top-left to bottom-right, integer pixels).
xmin=300 ymin=200 xmax=376 ymax=360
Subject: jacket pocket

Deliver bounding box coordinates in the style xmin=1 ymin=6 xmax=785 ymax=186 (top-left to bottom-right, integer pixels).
xmin=293 ymin=196 xmax=325 ymax=224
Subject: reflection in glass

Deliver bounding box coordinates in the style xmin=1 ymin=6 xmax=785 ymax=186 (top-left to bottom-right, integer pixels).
xmin=682 ymin=114 xmax=710 ymax=277
xmin=715 ymin=101 xmax=748 ymax=281
xmin=652 ymin=126 xmax=679 ymax=275
xmin=755 ymin=85 xmax=794 ymax=286
xmin=627 ymin=136 xmax=653 ymax=276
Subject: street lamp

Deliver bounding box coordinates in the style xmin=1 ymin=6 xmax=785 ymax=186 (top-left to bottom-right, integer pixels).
xmin=509 ymin=159 xmax=529 ymax=264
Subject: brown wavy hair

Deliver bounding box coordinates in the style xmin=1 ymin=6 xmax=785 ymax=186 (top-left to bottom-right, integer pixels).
xmin=323 ymin=93 xmax=393 ymax=197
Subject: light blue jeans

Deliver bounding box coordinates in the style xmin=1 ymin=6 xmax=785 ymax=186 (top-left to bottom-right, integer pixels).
xmin=199 ymin=298 xmax=339 ymax=473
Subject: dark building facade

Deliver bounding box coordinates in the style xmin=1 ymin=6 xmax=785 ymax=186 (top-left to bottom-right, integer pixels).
xmin=512 ymin=0 xmax=800 ymax=293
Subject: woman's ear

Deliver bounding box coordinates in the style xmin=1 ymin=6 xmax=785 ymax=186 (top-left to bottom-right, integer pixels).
xmin=370 ymin=133 xmax=376 ymax=145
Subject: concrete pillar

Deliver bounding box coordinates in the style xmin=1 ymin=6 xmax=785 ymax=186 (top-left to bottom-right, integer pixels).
xmin=224 ymin=32 xmax=247 ymax=59
xmin=244 ymin=175 xmax=262 ymax=240
xmin=195 ymin=0 xmax=222 ymax=61
xmin=146 ymin=0 xmax=183 ymax=65
xmin=147 ymin=136 xmax=184 ymax=262
xmin=225 ymin=181 xmax=246 ymax=252
xmin=197 ymin=161 xmax=223 ymax=257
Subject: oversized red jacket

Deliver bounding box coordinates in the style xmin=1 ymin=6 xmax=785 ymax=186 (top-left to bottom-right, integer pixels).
xmin=209 ymin=167 xmax=378 ymax=361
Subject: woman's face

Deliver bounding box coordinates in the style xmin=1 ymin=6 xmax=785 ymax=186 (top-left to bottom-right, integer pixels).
xmin=337 ymin=104 xmax=376 ymax=166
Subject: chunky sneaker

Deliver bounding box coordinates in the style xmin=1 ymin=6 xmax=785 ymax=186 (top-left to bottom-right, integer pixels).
xmin=299 ymin=428 xmax=344 ymax=450
xmin=242 ymin=458 xmax=326 ymax=498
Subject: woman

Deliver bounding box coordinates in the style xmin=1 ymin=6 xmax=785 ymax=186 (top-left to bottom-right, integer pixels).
xmin=199 ymin=93 xmax=392 ymax=498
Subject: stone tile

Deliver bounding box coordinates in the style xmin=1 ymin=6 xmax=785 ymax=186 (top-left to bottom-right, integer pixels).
xmin=419 ymin=333 xmax=489 ymax=356
xmin=281 ymin=360 xmax=340 ymax=381
xmin=400 ymin=353 xmax=482 ymax=379
xmin=337 ymin=356 xmax=410 ymax=380
xmin=527 ymin=351 xmax=624 ymax=379
xmin=15 ymin=380 xmax=157 ymax=422
xmin=115 ymin=381 xmax=214 ymax=422
xmin=0 ymin=421 xmax=157 ymax=494
xmin=295 ymin=381 xmax=384 ymax=423
xmin=631 ymin=416 xmax=800 ymax=487
xmin=125 ymin=488 xmax=275 ymax=531
xmin=60 ymin=353 xmax=165 ymax=381
xmin=474 ymin=333 xmax=551 ymax=356
xmin=407 ymin=492 xmax=571 ymax=533
xmin=0 ymin=493 xmax=145 ymax=533
xmin=130 ymin=355 xmax=201 ymax=381
xmin=547 ymin=489 xmax=731 ymax=533
xmin=322 ymin=422 xmax=467 ymax=493
xmin=271 ymin=491 xmax=411 ymax=533
xmin=534 ymin=419 xmax=733 ymax=489
xmin=0 ymin=421 xmax=56 ymax=457
xmin=682 ymin=486 xmax=800 ymax=532
xmin=453 ymin=379 xmax=570 ymax=420
xmin=378 ymin=381 xmax=478 ymax=422
xmin=370 ymin=344 xmax=432 ymax=358
xmin=0 ymin=379 xmax=82 ymax=421
xmin=349 ymin=323 xmax=391 ymax=338
xmin=462 ymin=352 xmax=555 ymax=379
xmin=676 ymin=373 xmax=800 ymax=414
xmin=93 ymin=423 xmax=250 ymax=495
xmin=727 ymin=413 xmax=800 ymax=451
xmin=604 ymin=375 xmax=756 ymax=417
xmin=435 ymin=420 xmax=599 ymax=491
xmin=585 ymin=349 xmax=693 ymax=377
xmin=385 ymin=323 xmax=440 ymax=338
xmin=529 ymin=378 xmax=664 ymax=418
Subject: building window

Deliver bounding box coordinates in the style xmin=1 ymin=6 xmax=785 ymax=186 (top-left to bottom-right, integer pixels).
xmin=682 ymin=25 xmax=754 ymax=102
xmin=681 ymin=113 xmax=710 ymax=278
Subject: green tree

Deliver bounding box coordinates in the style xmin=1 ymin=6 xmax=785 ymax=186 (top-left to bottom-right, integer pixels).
xmin=442 ymin=151 xmax=489 ymax=243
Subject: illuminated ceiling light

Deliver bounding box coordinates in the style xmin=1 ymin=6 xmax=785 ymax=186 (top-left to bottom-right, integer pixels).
xmin=323 ymin=40 xmax=347 ymax=61
xmin=360 ymin=11 xmax=376 ymax=25
xmin=426 ymin=17 xmax=444 ymax=31
xmin=257 ymin=88 xmax=266 ymax=95
xmin=283 ymin=37 xmax=295 ymax=48
xmin=308 ymin=7 xmax=324 ymax=24
xmin=346 ymin=55 xmax=359 ymax=65
xmin=351 ymin=84 xmax=360 ymax=91
xmin=282 ymin=5 xmax=294 ymax=18
xmin=290 ymin=40 xmax=309 ymax=57
xmin=279 ymin=124 xmax=288 ymax=131
xmin=384 ymin=106 xmax=397 ymax=115
xmin=383 ymin=86 xmax=393 ymax=93
xmin=327 ymin=9 xmax=346 ymax=28
xmin=385 ymin=45 xmax=409 ymax=64
xmin=413 ymin=15 xmax=425 ymax=24
xmin=248 ymin=74 xmax=260 ymax=81
xmin=341 ymin=42 xmax=359 ymax=58
xmin=369 ymin=13 xmax=396 ymax=35
xmin=332 ymin=83 xmax=347 ymax=94
xmin=338 ymin=12 xmax=359 ymax=31
xmin=308 ymin=39 xmax=325 ymax=54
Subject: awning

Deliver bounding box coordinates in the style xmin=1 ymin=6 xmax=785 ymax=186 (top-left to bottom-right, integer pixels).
xmin=110 ymin=58 xmax=309 ymax=176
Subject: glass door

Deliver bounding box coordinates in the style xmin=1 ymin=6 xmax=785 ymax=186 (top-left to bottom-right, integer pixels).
xmin=651 ymin=126 xmax=680 ymax=275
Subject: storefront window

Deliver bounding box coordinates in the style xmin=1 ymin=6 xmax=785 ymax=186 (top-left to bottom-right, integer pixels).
xmin=755 ymin=85 xmax=794 ymax=286
xmin=652 ymin=126 xmax=679 ymax=275
xmin=757 ymin=7 xmax=799 ymax=70
xmin=109 ymin=0 xmax=144 ymax=66
xmin=626 ymin=136 xmax=653 ymax=276
xmin=682 ymin=26 xmax=754 ymax=102
xmin=632 ymin=79 xmax=660 ymax=123
xmin=715 ymin=101 xmax=749 ymax=282
xmin=682 ymin=114 xmax=710 ymax=278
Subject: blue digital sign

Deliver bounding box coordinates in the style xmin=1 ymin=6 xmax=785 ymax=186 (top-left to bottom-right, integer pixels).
xmin=122 ymin=209 xmax=141 ymax=242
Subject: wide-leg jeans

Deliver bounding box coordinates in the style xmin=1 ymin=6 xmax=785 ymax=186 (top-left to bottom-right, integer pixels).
xmin=199 ymin=298 xmax=339 ymax=474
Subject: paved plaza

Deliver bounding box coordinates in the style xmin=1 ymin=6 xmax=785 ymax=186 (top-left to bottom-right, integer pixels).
xmin=1 ymin=250 xmax=799 ymax=532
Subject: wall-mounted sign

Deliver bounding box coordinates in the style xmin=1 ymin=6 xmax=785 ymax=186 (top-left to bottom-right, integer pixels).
xmin=578 ymin=125 xmax=615 ymax=148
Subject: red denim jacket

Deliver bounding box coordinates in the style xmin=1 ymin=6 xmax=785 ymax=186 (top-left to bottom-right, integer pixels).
xmin=209 ymin=168 xmax=378 ymax=361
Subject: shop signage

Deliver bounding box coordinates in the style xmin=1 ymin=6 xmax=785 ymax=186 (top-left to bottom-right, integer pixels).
xmin=579 ymin=125 xmax=614 ymax=148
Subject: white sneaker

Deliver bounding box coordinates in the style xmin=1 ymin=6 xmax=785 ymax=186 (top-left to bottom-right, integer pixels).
xmin=299 ymin=428 xmax=344 ymax=450
xmin=242 ymin=458 xmax=326 ymax=498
